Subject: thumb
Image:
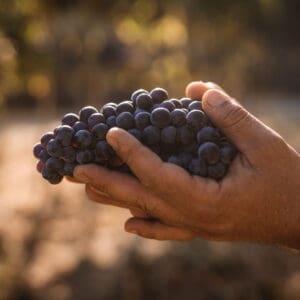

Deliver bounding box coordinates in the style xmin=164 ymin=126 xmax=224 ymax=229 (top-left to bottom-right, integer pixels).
xmin=202 ymin=89 xmax=278 ymax=158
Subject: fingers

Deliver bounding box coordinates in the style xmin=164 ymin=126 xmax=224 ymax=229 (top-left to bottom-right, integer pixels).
xmin=124 ymin=217 xmax=197 ymax=241
xmin=65 ymin=176 xmax=83 ymax=183
xmin=185 ymin=81 xmax=223 ymax=100
xmin=107 ymin=128 xmax=195 ymax=193
xmin=202 ymin=89 xmax=281 ymax=160
xmin=74 ymin=164 xmax=151 ymax=207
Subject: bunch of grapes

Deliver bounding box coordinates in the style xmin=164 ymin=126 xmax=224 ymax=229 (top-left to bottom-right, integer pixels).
xmin=33 ymin=87 xmax=237 ymax=184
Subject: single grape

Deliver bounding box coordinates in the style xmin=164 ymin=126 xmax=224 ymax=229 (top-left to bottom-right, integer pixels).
xmin=55 ymin=125 xmax=75 ymax=147
xmin=176 ymin=126 xmax=194 ymax=145
xmin=167 ymin=156 xmax=183 ymax=167
xmin=36 ymin=161 xmax=45 ymax=173
xmin=73 ymin=130 xmax=93 ymax=149
xmin=61 ymin=146 xmax=76 ymax=163
xmin=178 ymin=152 xmax=193 ymax=169
xmin=207 ymin=162 xmax=227 ymax=180
xmin=33 ymin=143 xmax=43 ymax=159
xmin=95 ymin=141 xmax=115 ymax=160
xmin=196 ymin=126 xmax=221 ymax=144
xmin=134 ymin=111 xmax=151 ymax=130
xmin=186 ymin=110 xmax=206 ymax=131
xmin=188 ymin=101 xmax=202 ymax=111
xmin=103 ymin=102 xmax=117 ymax=108
xmin=39 ymin=149 xmax=50 ymax=163
xmin=106 ymin=115 xmax=116 ymax=128
xmin=62 ymin=113 xmax=79 ymax=126
xmin=46 ymin=157 xmax=64 ymax=174
xmin=198 ymin=142 xmax=220 ymax=164
xmin=42 ymin=167 xmax=63 ymax=184
xmin=72 ymin=121 xmax=88 ymax=132
xmin=150 ymin=87 xmax=168 ymax=103
xmin=88 ymin=113 xmax=105 ymax=129
xmin=46 ymin=139 xmax=63 ymax=158
xmin=64 ymin=162 xmax=77 ymax=177
xmin=169 ymin=98 xmax=182 ymax=108
xmin=180 ymin=97 xmax=193 ymax=108
xmin=150 ymin=107 xmax=171 ymax=128
xmin=128 ymin=128 xmax=142 ymax=141
xmin=170 ymin=109 xmax=186 ymax=127
xmin=220 ymin=145 xmax=237 ymax=164
xmin=136 ymin=93 xmax=153 ymax=111
xmin=160 ymin=100 xmax=176 ymax=112
xmin=116 ymin=111 xmax=134 ymax=129
xmin=76 ymin=150 xmax=95 ymax=164
xmin=142 ymin=125 xmax=160 ymax=145
xmin=92 ymin=123 xmax=109 ymax=140
xmin=116 ymin=101 xmax=135 ymax=115
xmin=131 ymin=89 xmax=148 ymax=106
xmin=41 ymin=132 xmax=54 ymax=148
xmin=161 ymin=126 xmax=177 ymax=144
xmin=188 ymin=158 xmax=207 ymax=176
xmin=79 ymin=106 xmax=98 ymax=124
xmin=102 ymin=105 xmax=116 ymax=118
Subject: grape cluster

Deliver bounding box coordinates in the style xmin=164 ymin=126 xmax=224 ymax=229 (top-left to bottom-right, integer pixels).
xmin=33 ymin=87 xmax=237 ymax=184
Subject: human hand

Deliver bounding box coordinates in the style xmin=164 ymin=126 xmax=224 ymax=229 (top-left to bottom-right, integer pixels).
xmin=74 ymin=82 xmax=300 ymax=249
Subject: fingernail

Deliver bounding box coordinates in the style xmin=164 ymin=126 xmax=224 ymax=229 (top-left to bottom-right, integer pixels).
xmin=107 ymin=128 xmax=121 ymax=150
xmin=127 ymin=229 xmax=138 ymax=234
xmin=74 ymin=171 xmax=90 ymax=183
xmin=89 ymin=184 xmax=109 ymax=197
xmin=206 ymin=90 xmax=228 ymax=107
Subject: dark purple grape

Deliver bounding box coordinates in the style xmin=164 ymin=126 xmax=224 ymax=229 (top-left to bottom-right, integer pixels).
xmin=64 ymin=162 xmax=77 ymax=177
xmin=167 ymin=156 xmax=183 ymax=167
xmin=142 ymin=125 xmax=160 ymax=145
xmin=116 ymin=112 xmax=134 ymax=129
xmin=180 ymin=97 xmax=193 ymax=108
xmin=92 ymin=123 xmax=109 ymax=140
xmin=161 ymin=126 xmax=177 ymax=144
xmin=150 ymin=87 xmax=168 ymax=103
xmin=116 ymin=101 xmax=135 ymax=115
xmin=160 ymin=100 xmax=176 ymax=112
xmin=46 ymin=139 xmax=63 ymax=158
xmin=131 ymin=89 xmax=148 ymax=106
xmin=102 ymin=105 xmax=116 ymax=118
xmin=103 ymin=102 xmax=117 ymax=108
xmin=188 ymin=101 xmax=202 ymax=111
xmin=33 ymin=143 xmax=43 ymax=158
xmin=114 ymin=164 xmax=132 ymax=175
xmin=188 ymin=158 xmax=207 ymax=176
xmin=198 ymin=142 xmax=220 ymax=164
xmin=208 ymin=162 xmax=227 ymax=180
xmin=55 ymin=125 xmax=74 ymax=147
xmin=36 ymin=161 xmax=44 ymax=173
xmin=45 ymin=157 xmax=64 ymax=174
xmin=134 ymin=111 xmax=151 ymax=130
xmin=150 ymin=107 xmax=171 ymax=128
xmin=180 ymin=142 xmax=198 ymax=155
xmin=41 ymin=132 xmax=54 ymax=148
xmin=106 ymin=115 xmax=116 ymax=128
xmin=88 ymin=113 xmax=105 ymax=129
xmin=61 ymin=146 xmax=76 ymax=163
xmin=196 ymin=126 xmax=221 ymax=144
xmin=79 ymin=106 xmax=98 ymax=124
xmin=136 ymin=93 xmax=153 ymax=111
xmin=221 ymin=145 xmax=237 ymax=164
xmin=73 ymin=130 xmax=93 ymax=149
xmin=178 ymin=152 xmax=193 ymax=169
xmin=62 ymin=113 xmax=79 ymax=126
xmin=73 ymin=121 xmax=88 ymax=132
xmin=128 ymin=128 xmax=142 ymax=141
xmin=39 ymin=149 xmax=50 ymax=162
xmin=170 ymin=109 xmax=186 ymax=127
xmin=170 ymin=98 xmax=182 ymax=108
xmin=42 ymin=167 xmax=63 ymax=184
xmin=95 ymin=141 xmax=115 ymax=160
xmin=76 ymin=150 xmax=95 ymax=164
xmin=186 ymin=110 xmax=206 ymax=131
xmin=176 ymin=126 xmax=194 ymax=145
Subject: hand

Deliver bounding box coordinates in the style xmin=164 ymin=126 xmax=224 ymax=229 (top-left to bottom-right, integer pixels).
xmin=74 ymin=82 xmax=300 ymax=249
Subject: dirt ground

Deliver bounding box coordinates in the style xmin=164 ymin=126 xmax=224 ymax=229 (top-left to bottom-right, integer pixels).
xmin=0 ymin=96 xmax=299 ymax=300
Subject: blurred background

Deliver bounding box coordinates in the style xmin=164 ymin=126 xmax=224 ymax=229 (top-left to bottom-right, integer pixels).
xmin=0 ymin=0 xmax=299 ymax=299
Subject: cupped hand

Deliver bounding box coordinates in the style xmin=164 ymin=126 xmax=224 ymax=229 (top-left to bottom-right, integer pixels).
xmin=74 ymin=82 xmax=300 ymax=249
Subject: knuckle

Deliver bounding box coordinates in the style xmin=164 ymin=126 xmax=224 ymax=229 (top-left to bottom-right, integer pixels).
xmin=222 ymin=102 xmax=249 ymax=129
